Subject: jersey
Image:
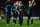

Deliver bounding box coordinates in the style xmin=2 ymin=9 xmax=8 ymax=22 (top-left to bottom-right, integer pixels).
xmin=11 ymin=5 xmax=18 ymax=14
xmin=5 ymin=1 xmax=11 ymax=14
xmin=17 ymin=4 xmax=25 ymax=14
xmin=28 ymin=4 xmax=34 ymax=17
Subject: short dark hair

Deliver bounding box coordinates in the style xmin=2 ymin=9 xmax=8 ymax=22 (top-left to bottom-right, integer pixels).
xmin=15 ymin=1 xmax=18 ymax=3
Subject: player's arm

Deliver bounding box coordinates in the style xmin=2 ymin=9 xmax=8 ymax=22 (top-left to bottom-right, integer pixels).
xmin=16 ymin=9 xmax=19 ymax=14
xmin=23 ymin=5 xmax=27 ymax=13
xmin=16 ymin=6 xmax=20 ymax=14
xmin=11 ymin=6 xmax=13 ymax=15
xmin=29 ymin=1 xmax=32 ymax=7
xmin=29 ymin=0 xmax=34 ymax=7
xmin=32 ymin=0 xmax=36 ymax=6
xmin=11 ymin=11 xmax=13 ymax=15
xmin=33 ymin=2 xmax=36 ymax=6
xmin=5 ymin=0 xmax=8 ymax=4
xmin=25 ymin=9 xmax=27 ymax=13
xmin=5 ymin=2 xmax=7 ymax=15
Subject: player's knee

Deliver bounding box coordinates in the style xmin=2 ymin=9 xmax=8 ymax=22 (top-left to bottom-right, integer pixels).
xmin=28 ymin=19 xmax=30 ymax=20
xmin=8 ymin=18 xmax=9 ymax=19
xmin=13 ymin=18 xmax=16 ymax=20
xmin=32 ymin=17 xmax=33 ymax=19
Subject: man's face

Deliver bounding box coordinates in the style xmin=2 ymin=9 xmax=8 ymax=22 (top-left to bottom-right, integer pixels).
xmin=16 ymin=1 xmax=19 ymax=5
xmin=19 ymin=1 xmax=22 ymax=4
xmin=29 ymin=1 xmax=31 ymax=5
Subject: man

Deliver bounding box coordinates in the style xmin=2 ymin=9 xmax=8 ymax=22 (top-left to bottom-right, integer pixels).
xmin=28 ymin=0 xmax=36 ymax=26
xmin=11 ymin=1 xmax=19 ymax=25
xmin=5 ymin=0 xmax=12 ymax=26
xmin=17 ymin=1 xmax=27 ymax=26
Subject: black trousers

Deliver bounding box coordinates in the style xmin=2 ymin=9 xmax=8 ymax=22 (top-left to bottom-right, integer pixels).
xmin=19 ymin=14 xmax=23 ymax=25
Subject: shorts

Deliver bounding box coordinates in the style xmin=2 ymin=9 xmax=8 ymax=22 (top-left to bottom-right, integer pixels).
xmin=13 ymin=13 xmax=18 ymax=18
xmin=6 ymin=12 xmax=11 ymax=18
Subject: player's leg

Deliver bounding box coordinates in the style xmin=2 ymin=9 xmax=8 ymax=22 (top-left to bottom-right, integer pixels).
xmin=31 ymin=17 xmax=33 ymax=25
xmin=13 ymin=14 xmax=15 ymax=24
xmin=27 ymin=13 xmax=31 ymax=26
xmin=14 ymin=14 xmax=17 ymax=25
xmin=21 ymin=14 xmax=23 ymax=26
xmin=13 ymin=17 xmax=16 ymax=25
xmin=19 ymin=14 xmax=21 ymax=25
xmin=6 ymin=6 xmax=11 ymax=26
xmin=13 ymin=19 xmax=15 ymax=24
xmin=19 ymin=14 xmax=21 ymax=26
xmin=6 ymin=13 xmax=10 ymax=26
xmin=13 ymin=14 xmax=17 ymax=25
xmin=31 ymin=10 xmax=33 ymax=25
xmin=19 ymin=14 xmax=23 ymax=26
xmin=13 ymin=18 xmax=16 ymax=25
xmin=28 ymin=16 xmax=30 ymax=26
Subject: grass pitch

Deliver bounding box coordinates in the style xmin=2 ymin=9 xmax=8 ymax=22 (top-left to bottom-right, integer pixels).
xmin=0 ymin=19 xmax=40 ymax=27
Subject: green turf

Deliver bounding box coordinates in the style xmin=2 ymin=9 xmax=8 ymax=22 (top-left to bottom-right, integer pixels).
xmin=0 ymin=19 xmax=40 ymax=27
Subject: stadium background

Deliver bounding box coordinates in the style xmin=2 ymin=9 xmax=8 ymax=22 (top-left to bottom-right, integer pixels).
xmin=0 ymin=0 xmax=40 ymax=19
xmin=0 ymin=0 xmax=40 ymax=27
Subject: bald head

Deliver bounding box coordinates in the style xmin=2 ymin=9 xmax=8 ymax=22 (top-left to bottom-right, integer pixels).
xmin=7 ymin=0 xmax=10 ymax=1
xmin=19 ymin=1 xmax=22 ymax=5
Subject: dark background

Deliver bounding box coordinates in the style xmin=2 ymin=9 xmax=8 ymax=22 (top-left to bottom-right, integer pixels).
xmin=0 ymin=0 xmax=40 ymax=16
